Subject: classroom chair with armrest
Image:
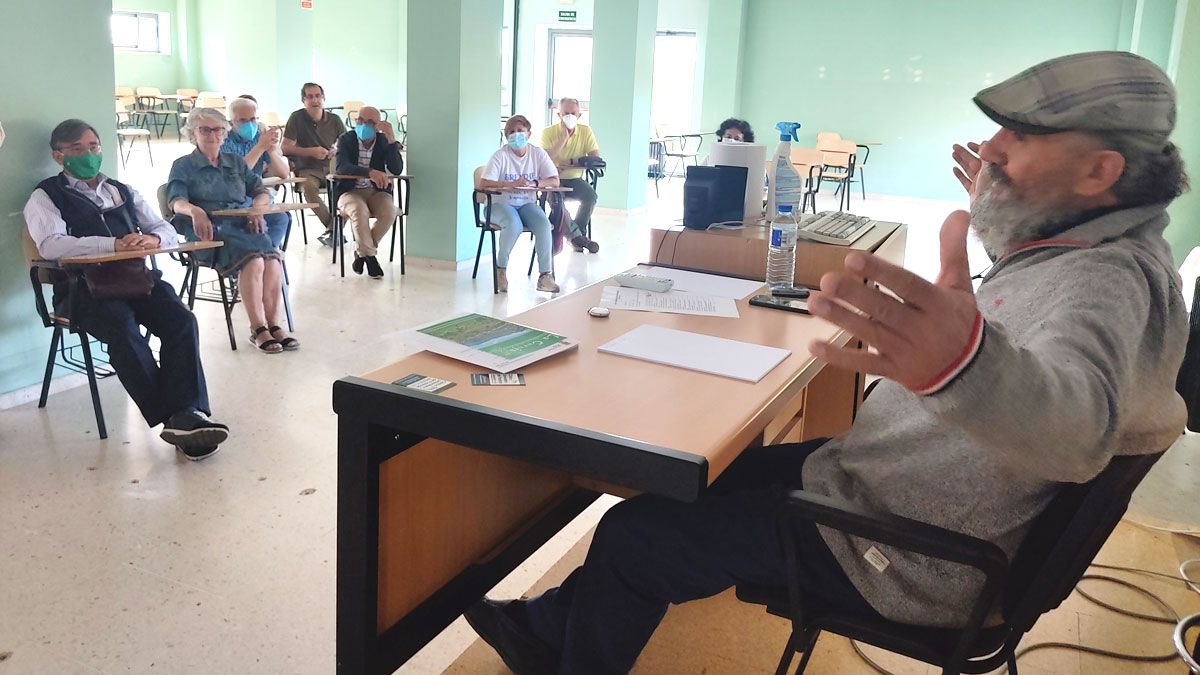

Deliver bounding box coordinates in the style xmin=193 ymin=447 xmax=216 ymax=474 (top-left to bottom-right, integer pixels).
xmin=116 ymin=101 xmax=153 ymax=168
xmin=735 ymin=344 xmax=1200 ymax=675
xmin=325 ymin=166 xmax=406 ymax=277
xmin=737 ymin=448 xmax=1167 ymax=675
xmin=157 ymin=185 xmax=294 ymax=350
xmin=343 ymin=100 xmax=365 ymax=127
xmin=816 ymin=138 xmax=858 ymax=212
xmin=470 ymin=166 xmax=542 ymax=294
xmin=21 ymin=223 xmax=115 ymax=439
xmin=135 ymin=86 xmax=174 ymax=138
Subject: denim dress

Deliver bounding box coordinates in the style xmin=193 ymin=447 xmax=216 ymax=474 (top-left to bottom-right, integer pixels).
xmin=166 ymin=149 xmax=282 ymax=275
xmin=220 ymin=131 xmax=290 ymax=249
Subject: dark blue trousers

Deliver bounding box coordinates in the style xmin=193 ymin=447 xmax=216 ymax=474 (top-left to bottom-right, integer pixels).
xmin=62 ymin=277 xmax=209 ymax=427
xmin=524 ymin=438 xmax=875 ymax=674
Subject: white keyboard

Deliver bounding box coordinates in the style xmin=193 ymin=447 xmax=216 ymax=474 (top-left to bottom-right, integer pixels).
xmin=796 ymin=211 xmax=876 ymax=246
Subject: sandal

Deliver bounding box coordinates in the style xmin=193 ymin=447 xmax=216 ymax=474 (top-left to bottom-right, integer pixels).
xmin=249 ymin=326 xmax=283 ymax=354
xmin=269 ymin=325 xmax=300 ymax=351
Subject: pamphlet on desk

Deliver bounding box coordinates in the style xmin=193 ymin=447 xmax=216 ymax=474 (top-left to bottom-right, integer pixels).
xmin=598 ymin=324 xmax=791 ymax=383
xmin=599 ymin=286 xmax=740 ymax=318
xmin=409 ymin=313 xmax=577 ymax=374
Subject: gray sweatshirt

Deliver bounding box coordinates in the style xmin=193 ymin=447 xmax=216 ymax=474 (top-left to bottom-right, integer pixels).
xmin=802 ymin=202 xmax=1188 ymax=627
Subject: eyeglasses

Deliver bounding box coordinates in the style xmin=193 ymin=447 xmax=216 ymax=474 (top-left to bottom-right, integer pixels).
xmin=196 ymin=126 xmax=228 ymax=136
xmin=56 ymin=143 xmax=102 ymax=154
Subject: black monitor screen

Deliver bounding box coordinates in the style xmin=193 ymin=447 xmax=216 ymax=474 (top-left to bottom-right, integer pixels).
xmin=682 ymin=165 xmax=747 ymax=230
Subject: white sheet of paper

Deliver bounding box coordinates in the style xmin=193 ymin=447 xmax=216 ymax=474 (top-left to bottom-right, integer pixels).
xmin=633 ymin=265 xmax=766 ymax=300
xmin=597 ymin=324 xmax=791 ymax=383
xmin=599 ymin=286 xmax=740 ymax=318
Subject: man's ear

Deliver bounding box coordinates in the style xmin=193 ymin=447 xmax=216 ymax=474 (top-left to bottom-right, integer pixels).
xmin=51 ymin=150 xmax=64 ymax=168
xmin=1075 ymin=149 xmax=1125 ymax=198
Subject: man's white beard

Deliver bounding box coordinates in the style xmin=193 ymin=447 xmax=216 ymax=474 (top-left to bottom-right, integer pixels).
xmin=970 ymin=164 xmax=1080 ymax=257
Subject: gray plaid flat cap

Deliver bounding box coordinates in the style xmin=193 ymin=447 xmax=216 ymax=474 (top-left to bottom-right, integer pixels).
xmin=974 ymin=51 xmax=1175 ymax=146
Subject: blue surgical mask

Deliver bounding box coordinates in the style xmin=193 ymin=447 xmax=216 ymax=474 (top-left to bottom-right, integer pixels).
xmin=507 ymin=132 xmax=528 ymax=150
xmin=236 ymin=121 xmax=259 ymax=142
xmin=355 ymin=123 xmax=375 ymax=141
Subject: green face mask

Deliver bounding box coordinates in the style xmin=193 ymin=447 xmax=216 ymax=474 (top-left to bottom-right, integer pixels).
xmin=62 ymin=151 xmax=103 ymax=180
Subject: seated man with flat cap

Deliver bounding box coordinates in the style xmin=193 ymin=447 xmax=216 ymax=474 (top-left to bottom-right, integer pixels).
xmin=464 ymin=51 xmax=1190 ymax=674
xmin=24 ymin=119 xmax=230 ymax=461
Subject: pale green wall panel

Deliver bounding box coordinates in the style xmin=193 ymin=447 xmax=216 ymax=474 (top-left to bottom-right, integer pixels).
xmin=590 ymin=0 xmax=658 ymax=209
xmin=739 ymin=0 xmax=1131 ymax=202
xmin=407 ymin=0 xmax=503 ymax=263
xmin=0 ymin=0 xmax=118 ymax=396
xmin=311 ymin=0 xmax=404 ymax=112
xmin=698 ymin=0 xmax=746 ymax=136
xmin=274 ymin=0 xmax=314 ymax=119
xmin=1165 ymin=0 xmax=1200 ymax=263
xmin=1133 ymin=0 xmax=1179 ymax=68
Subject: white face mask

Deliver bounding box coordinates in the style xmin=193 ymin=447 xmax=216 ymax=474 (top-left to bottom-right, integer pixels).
xmin=562 ymin=114 xmax=578 ymax=130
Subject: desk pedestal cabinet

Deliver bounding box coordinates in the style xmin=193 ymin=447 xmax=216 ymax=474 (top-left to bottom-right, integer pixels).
xmin=334 ymin=225 xmax=905 ymax=674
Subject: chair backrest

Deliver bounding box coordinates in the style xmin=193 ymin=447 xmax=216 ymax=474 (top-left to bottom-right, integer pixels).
xmin=816 ymin=131 xmax=842 ymax=147
xmin=20 ymin=218 xmax=58 ymax=287
xmin=176 ymin=88 xmax=199 ymax=98
xmin=115 ymin=85 xmax=134 ymax=97
xmin=344 ymin=100 xmax=365 ymax=125
xmin=157 ymin=183 xmax=178 ymax=222
xmin=790 ymin=147 xmax=824 ymax=168
xmin=1002 ymin=451 xmax=1165 ymax=632
xmin=262 ymin=111 xmax=282 ymax=127
xmin=116 ymin=86 xmax=137 ymax=109
xmin=136 ymin=86 xmax=161 ymax=97
xmin=820 ymin=139 xmax=858 ymax=171
xmin=473 ymin=166 xmax=488 ymax=205
xmin=199 ymin=96 xmax=226 ymax=109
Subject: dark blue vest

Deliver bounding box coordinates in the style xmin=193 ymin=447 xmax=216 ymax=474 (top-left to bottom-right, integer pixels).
xmin=36 ymin=174 xmax=139 ymax=239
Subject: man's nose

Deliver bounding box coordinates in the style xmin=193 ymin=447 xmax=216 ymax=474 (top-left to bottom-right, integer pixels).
xmin=978 ymin=135 xmax=1006 ymax=166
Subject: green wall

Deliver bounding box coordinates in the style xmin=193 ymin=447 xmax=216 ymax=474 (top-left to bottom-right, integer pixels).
xmin=737 ymin=0 xmax=1176 ymax=202
xmin=0 ymin=0 xmax=118 ymax=397
xmin=1166 ymin=0 xmax=1200 ymax=262
xmin=112 ymin=0 xmax=180 ymax=92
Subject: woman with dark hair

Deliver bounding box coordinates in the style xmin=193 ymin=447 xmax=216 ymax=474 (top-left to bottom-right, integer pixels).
xmin=715 ymin=118 xmax=755 ymax=143
xmin=479 ymin=114 xmax=562 ymax=293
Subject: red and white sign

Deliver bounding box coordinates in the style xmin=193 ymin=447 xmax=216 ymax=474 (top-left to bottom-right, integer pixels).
xmin=300 ymin=0 xmax=313 ymax=9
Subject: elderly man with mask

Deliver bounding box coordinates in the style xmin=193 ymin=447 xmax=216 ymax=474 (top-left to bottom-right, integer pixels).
xmin=332 ymin=105 xmax=403 ymax=278
xmin=464 ymin=51 xmax=1190 ymax=675
xmin=540 ymin=97 xmax=601 ymax=254
xmin=24 ymin=119 xmax=230 ymax=460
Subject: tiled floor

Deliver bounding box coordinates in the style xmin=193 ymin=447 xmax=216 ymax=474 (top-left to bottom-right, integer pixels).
xmin=2 ymin=136 xmax=1196 ymax=674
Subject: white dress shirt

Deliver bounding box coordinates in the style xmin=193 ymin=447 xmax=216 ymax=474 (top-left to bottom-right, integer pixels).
xmin=24 ymin=172 xmax=178 ymax=260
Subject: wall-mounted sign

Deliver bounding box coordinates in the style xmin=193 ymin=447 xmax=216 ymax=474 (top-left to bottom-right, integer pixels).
xmin=558 ymin=10 xmax=577 ymax=22
xmin=300 ymin=0 xmax=313 ymax=9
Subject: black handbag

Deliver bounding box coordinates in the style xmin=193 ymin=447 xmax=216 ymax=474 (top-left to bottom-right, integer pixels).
xmin=81 ymin=258 xmax=155 ymax=300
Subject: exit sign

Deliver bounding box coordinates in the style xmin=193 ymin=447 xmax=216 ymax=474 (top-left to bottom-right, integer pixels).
xmin=300 ymin=0 xmax=312 ymax=8
xmin=558 ymin=10 xmax=577 ymax=22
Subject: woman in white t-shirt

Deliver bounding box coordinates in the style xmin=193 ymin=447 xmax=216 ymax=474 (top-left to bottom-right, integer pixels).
xmin=480 ymin=115 xmax=561 ymax=293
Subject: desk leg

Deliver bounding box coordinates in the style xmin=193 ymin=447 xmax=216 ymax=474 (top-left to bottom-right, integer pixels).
xmin=337 ymin=419 xmax=594 ymax=675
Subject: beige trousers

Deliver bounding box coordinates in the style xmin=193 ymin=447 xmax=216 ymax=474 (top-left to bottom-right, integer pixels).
xmin=337 ymin=187 xmax=396 ymax=257
xmin=296 ymin=168 xmax=333 ymax=228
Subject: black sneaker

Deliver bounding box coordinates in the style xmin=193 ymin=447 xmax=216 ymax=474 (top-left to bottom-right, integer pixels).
xmin=463 ymin=598 xmax=558 ymax=675
xmin=317 ymin=231 xmax=334 ymax=247
xmin=365 ymin=255 xmax=384 ymax=279
xmin=352 ymin=254 xmax=366 ymax=275
xmin=571 ymin=235 xmax=600 ymax=254
xmin=176 ymin=444 xmax=221 ymax=462
xmin=160 ymin=409 xmax=229 ymax=449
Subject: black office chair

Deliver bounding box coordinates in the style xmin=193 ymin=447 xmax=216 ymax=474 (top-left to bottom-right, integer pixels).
xmin=736 ymin=449 xmax=1166 ymax=675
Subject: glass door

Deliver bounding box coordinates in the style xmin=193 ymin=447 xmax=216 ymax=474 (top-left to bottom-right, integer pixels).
xmin=546 ymin=29 xmax=593 ymax=127
xmin=650 ymin=31 xmax=698 ymax=136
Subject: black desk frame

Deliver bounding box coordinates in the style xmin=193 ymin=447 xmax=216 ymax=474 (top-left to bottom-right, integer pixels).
xmin=334 ymin=376 xmax=709 ymax=675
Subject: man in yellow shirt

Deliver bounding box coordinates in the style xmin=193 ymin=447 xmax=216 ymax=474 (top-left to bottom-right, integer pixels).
xmin=540 ymin=97 xmax=601 ymax=253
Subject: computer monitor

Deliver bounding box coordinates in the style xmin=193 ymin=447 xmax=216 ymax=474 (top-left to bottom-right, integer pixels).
xmin=682 ymin=165 xmax=748 ymax=230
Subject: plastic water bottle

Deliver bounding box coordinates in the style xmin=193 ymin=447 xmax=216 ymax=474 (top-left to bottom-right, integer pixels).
xmin=766 ymin=204 xmax=798 ymax=290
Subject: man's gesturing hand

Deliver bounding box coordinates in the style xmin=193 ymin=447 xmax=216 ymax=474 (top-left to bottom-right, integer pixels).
xmin=806 ymin=210 xmax=981 ymax=392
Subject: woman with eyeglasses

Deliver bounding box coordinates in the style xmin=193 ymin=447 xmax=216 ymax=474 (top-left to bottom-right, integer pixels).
xmin=478 ymin=114 xmax=561 ymax=293
xmin=167 ymin=107 xmax=297 ymax=353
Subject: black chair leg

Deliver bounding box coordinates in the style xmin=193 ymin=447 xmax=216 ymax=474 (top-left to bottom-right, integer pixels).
xmin=490 ymin=230 xmax=499 ymax=294
xmin=472 ymin=229 xmax=486 ymax=279
xmin=773 ymin=631 xmax=799 ymax=675
xmin=792 ymin=628 xmax=820 ymax=675
xmin=1005 ymin=652 xmax=1018 ymax=675
xmin=281 ymin=261 xmax=295 ymax=332
xmin=77 ymin=333 xmax=108 ymax=439
xmin=218 ymin=275 xmax=238 ymax=351
xmin=39 ymin=327 xmax=62 ymax=408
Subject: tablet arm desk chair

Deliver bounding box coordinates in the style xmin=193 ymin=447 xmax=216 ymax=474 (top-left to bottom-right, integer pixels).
xmin=470 ymin=166 xmax=547 ymax=294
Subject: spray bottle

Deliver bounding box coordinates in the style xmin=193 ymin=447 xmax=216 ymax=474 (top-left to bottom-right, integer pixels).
xmin=765 ymin=121 xmax=803 ymax=218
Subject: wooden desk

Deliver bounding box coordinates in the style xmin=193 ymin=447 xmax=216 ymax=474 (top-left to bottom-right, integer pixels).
xmin=649 ymin=220 xmax=906 ymax=288
xmin=327 ymin=174 xmax=412 ymax=275
xmin=60 ymin=240 xmax=222 ymax=265
xmin=332 ymin=243 xmax=906 ymax=672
